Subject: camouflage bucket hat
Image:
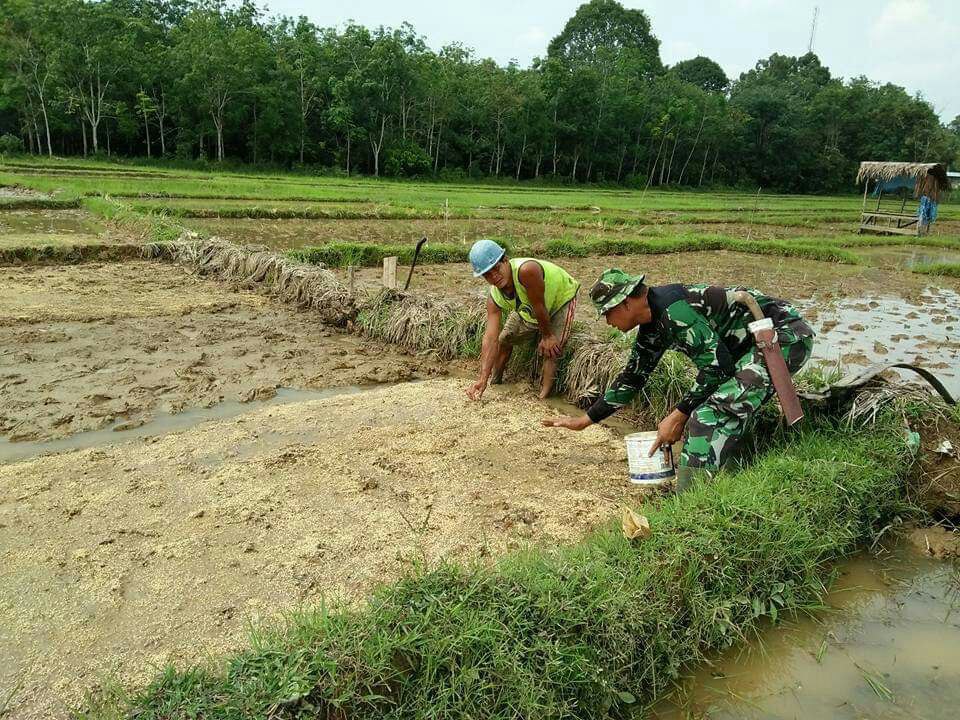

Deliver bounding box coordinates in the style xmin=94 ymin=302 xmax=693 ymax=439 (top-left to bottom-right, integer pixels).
xmin=590 ymin=268 xmax=645 ymax=316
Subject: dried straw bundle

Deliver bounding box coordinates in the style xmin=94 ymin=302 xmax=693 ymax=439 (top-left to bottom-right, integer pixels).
xmin=846 ymin=379 xmax=947 ymax=426
xmin=358 ymin=290 xmax=486 ymax=360
xmin=144 ymin=236 xmax=355 ymax=326
xmin=563 ymin=332 xmax=630 ymax=405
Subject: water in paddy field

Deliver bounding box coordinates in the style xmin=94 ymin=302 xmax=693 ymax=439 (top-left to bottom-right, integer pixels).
xmin=858 ymin=245 xmax=960 ymax=270
xmin=801 ymin=287 xmax=960 ymax=399
xmin=0 ymin=386 xmax=369 ymax=464
xmin=0 ymin=209 xmax=104 ymax=236
xmin=650 ymin=543 xmax=960 ymax=719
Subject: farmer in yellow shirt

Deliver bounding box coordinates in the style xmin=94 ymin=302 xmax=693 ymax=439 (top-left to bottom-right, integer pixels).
xmin=465 ymin=239 xmax=579 ymax=400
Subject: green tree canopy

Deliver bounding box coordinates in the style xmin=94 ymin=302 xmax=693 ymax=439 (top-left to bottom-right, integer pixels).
xmin=672 ymin=56 xmax=728 ymax=93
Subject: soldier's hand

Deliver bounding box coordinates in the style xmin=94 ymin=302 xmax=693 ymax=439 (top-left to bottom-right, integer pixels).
xmin=542 ymin=414 xmax=592 ymax=431
xmin=649 ymin=409 xmax=689 ymax=456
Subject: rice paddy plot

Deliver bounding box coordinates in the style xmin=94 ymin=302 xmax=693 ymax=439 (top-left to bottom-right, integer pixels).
xmin=0 ymin=378 xmax=650 ymax=720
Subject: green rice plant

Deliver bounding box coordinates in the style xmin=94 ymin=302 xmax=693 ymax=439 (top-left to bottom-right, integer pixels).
xmin=0 ymin=197 xmax=81 ymax=210
xmin=81 ymin=196 xmax=184 ymax=244
xmin=857 ymin=664 xmax=894 ymax=701
xmin=0 ymin=243 xmax=143 ymax=265
xmin=912 ymin=262 xmax=960 ymax=278
xmin=81 ymin=413 xmax=913 ymax=720
xmin=289 ymin=242 xmax=472 ymax=268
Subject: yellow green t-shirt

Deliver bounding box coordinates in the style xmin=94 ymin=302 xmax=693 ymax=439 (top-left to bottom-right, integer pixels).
xmin=490 ymin=258 xmax=579 ymax=324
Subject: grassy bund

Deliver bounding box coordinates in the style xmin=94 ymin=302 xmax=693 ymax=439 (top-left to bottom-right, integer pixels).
xmin=1 ymin=158 xmax=955 ymax=717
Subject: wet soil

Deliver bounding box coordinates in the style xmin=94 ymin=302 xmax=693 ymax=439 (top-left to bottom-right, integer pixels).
xmin=183 ymin=215 xmax=960 ymax=252
xmin=651 ymin=541 xmax=960 ymax=719
xmin=0 ymin=378 xmax=651 ymax=719
xmin=0 ymin=262 xmax=441 ymax=443
xmin=342 ymin=250 xmax=960 ymax=314
xmin=0 ymin=208 xmax=132 ymax=250
xmin=0 ymin=186 xmax=51 ymax=200
xmin=857 ymin=244 xmax=960 ymax=270
xmin=913 ymin=414 xmax=960 ymax=520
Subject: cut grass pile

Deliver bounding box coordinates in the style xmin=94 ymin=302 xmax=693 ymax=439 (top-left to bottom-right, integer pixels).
xmin=144 ymin=237 xmax=355 ymax=326
xmin=81 ymin=415 xmax=911 ymax=719
xmin=357 ymin=289 xmax=486 ymax=360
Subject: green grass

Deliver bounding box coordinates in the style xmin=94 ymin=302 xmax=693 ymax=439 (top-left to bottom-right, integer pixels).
xmin=0 ymin=197 xmax=81 ymax=210
xmin=3 ymin=157 xmax=954 ymax=220
xmin=3 ymin=158 xmax=958 ymax=272
xmin=912 ymin=262 xmax=960 ymax=278
xmin=0 ymin=242 xmax=142 ymax=265
xmin=81 ymin=196 xmax=184 ymax=244
xmin=289 ymin=235 xmax=860 ymax=269
xmin=80 ymin=415 xmax=912 ymax=719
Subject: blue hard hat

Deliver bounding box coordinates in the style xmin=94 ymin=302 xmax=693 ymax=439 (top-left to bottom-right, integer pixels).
xmin=469 ymin=239 xmax=506 ymax=277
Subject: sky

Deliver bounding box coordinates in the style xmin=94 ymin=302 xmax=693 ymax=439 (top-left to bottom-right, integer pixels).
xmin=261 ymin=0 xmax=960 ymax=123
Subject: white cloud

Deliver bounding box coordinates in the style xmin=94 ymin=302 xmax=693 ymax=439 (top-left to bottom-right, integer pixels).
xmin=661 ymin=39 xmax=698 ymax=64
xmin=516 ymin=25 xmax=548 ymax=47
xmin=871 ymin=0 xmax=952 ymax=45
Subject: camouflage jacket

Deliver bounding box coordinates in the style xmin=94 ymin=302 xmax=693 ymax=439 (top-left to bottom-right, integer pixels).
xmin=585 ymin=284 xmax=807 ymax=423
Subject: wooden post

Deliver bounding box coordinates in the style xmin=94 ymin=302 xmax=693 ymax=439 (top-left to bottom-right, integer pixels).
xmin=861 ymin=181 xmax=868 ymax=211
xmin=347 ymin=265 xmax=355 ymax=294
xmin=382 ymin=256 xmax=398 ymax=289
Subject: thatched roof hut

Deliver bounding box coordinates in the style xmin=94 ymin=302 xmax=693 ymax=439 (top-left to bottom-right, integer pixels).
xmin=856 ymin=161 xmax=951 ymax=201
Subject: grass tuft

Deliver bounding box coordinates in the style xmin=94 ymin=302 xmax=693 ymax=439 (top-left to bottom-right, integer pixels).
xmin=912 ymin=261 xmax=960 ymax=278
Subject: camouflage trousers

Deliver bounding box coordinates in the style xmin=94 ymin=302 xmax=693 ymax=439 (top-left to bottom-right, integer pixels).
xmin=680 ymin=320 xmax=814 ymax=471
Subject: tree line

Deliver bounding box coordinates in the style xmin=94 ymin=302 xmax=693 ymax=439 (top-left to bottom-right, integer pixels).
xmin=2 ymin=0 xmax=958 ymax=192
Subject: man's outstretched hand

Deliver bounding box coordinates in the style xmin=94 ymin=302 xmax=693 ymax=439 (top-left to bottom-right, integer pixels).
xmin=542 ymin=414 xmax=592 ymax=431
xmin=465 ymin=378 xmax=488 ymax=401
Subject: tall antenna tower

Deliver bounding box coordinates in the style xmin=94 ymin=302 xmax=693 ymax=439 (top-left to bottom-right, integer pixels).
xmin=807 ymin=6 xmax=819 ymax=53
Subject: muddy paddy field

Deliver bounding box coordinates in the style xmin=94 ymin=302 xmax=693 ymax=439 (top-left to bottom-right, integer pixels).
xmin=1 ymin=166 xmax=959 ymax=719
xmin=1 ymin=256 xmax=658 ymax=718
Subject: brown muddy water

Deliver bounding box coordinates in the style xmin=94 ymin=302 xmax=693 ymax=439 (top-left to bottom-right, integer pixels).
xmin=800 ymin=287 xmax=960 ymax=397
xmin=0 ymin=209 xmax=105 ymax=237
xmin=858 ymin=244 xmax=960 ymax=270
xmin=0 ymin=386 xmax=367 ymax=464
xmin=0 ymin=208 xmax=132 ymax=249
xmin=651 ymin=542 xmax=960 ymax=720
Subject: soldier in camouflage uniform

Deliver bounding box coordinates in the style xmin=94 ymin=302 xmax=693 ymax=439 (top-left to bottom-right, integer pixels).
xmin=543 ymin=269 xmax=814 ymax=485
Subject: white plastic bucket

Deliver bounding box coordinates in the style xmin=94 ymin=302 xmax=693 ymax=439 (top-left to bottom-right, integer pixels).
xmin=625 ymin=431 xmax=675 ymax=486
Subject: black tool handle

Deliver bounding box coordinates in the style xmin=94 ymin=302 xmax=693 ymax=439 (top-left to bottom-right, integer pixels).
xmin=404 ymin=236 xmax=428 ymax=290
